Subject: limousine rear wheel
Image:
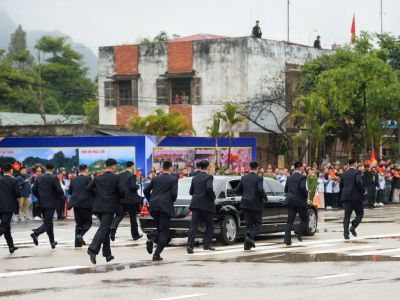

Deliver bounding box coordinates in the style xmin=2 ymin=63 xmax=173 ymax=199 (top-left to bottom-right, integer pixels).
xmin=305 ymin=208 xmax=317 ymax=236
xmin=219 ymin=215 xmax=238 ymax=245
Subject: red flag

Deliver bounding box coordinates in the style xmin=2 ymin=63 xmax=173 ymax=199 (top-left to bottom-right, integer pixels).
xmin=12 ymin=161 xmax=21 ymax=171
xmin=350 ymin=13 xmax=356 ymax=44
xmin=370 ymin=148 xmax=377 ymax=166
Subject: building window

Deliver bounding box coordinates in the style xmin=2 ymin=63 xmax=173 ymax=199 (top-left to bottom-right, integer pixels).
xmin=118 ymin=81 xmax=133 ymax=106
xmin=171 ymin=78 xmax=191 ymax=104
xmin=156 ymin=77 xmax=201 ymax=105
xmin=104 ymin=81 xmax=116 ymax=107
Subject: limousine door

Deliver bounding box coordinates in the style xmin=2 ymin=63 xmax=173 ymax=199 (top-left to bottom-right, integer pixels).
xmin=262 ymin=180 xmax=283 ymax=225
xmin=265 ymin=179 xmax=288 ymax=224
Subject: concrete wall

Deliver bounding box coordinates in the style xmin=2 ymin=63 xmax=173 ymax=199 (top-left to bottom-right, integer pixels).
xmin=138 ymin=43 xmax=169 ymax=116
xmin=98 ymin=46 xmax=116 ymax=125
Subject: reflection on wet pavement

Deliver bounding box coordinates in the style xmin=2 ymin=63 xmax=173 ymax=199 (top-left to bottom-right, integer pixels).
xmin=0 ymin=288 xmax=55 ymax=297
xmin=101 ymin=276 xmax=216 ymax=288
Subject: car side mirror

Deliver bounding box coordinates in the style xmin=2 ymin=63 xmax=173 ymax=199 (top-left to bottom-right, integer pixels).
xmin=218 ymin=191 xmax=226 ymax=198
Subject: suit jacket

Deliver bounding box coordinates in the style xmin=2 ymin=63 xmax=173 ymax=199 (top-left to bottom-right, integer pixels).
xmin=189 ymin=172 xmax=216 ymax=213
xmin=340 ymin=168 xmax=365 ymax=202
xmin=87 ymin=171 xmax=123 ymax=213
xmin=190 ymin=170 xmax=202 ymax=177
xmin=68 ymin=174 xmax=93 ymax=209
xmin=284 ymin=172 xmax=308 ymax=207
xmin=32 ymin=173 xmax=64 ymax=209
xmin=0 ymin=175 xmax=21 ymax=213
xmin=236 ymin=172 xmax=268 ymax=212
xmin=143 ymin=173 xmax=178 ymax=216
xmin=118 ymin=170 xmax=141 ymax=205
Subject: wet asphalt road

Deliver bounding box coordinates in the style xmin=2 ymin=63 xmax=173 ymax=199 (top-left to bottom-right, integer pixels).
xmin=1 ymin=205 xmax=400 ymax=300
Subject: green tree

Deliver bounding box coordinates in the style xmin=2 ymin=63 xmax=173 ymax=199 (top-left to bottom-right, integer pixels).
xmin=292 ymin=94 xmax=333 ymax=164
xmin=128 ymin=109 xmax=194 ymax=136
xmin=7 ymin=25 xmax=34 ymax=71
xmin=83 ymin=99 xmax=99 ymax=125
xmin=207 ymin=115 xmax=227 ymax=168
xmin=217 ymin=103 xmax=245 ymax=169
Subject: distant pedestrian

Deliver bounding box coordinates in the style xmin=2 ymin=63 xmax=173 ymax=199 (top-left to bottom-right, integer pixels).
xmin=252 ymin=20 xmax=262 ymax=38
xmin=235 ymin=161 xmax=268 ymax=250
xmin=313 ymin=35 xmax=321 ymax=49
xmin=144 ymin=161 xmax=178 ymax=261
xmin=186 ymin=160 xmax=216 ymax=254
xmin=0 ymin=163 xmax=21 ymax=254
xmin=68 ymin=164 xmax=93 ymax=248
xmin=87 ymin=159 xmax=124 ymax=265
xmin=284 ymin=162 xmax=309 ymax=246
xmin=110 ymin=161 xmax=143 ymax=242
xmin=16 ymin=167 xmax=31 ymax=221
xmin=340 ymin=159 xmax=365 ymax=240
xmin=31 ymin=163 xmax=64 ymax=249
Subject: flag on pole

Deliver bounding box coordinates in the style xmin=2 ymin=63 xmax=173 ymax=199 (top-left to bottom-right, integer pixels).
xmin=351 ymin=13 xmax=356 ymax=44
xmin=370 ymin=148 xmax=377 ymax=166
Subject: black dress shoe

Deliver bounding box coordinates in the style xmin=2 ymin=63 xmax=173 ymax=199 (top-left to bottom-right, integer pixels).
xmin=296 ymin=234 xmax=303 ymax=242
xmin=106 ymin=255 xmax=115 ymax=262
xmin=152 ymin=254 xmax=163 ymax=261
xmin=187 ymin=247 xmax=194 ymax=254
xmin=146 ymin=240 xmax=153 ymax=254
xmin=9 ymin=246 xmax=18 ymax=254
xmin=110 ymin=229 xmax=116 ymax=242
xmin=87 ymin=250 xmax=97 ymax=265
xmin=31 ymin=233 xmax=38 ymax=246
xmin=244 ymin=243 xmax=252 ymax=251
xmin=50 ymin=242 xmax=58 ymax=249
xmin=133 ymin=234 xmax=143 ymax=241
xmin=349 ymin=226 xmax=357 ymax=237
xmin=284 ymin=239 xmax=292 ymax=246
xmin=344 ymin=234 xmax=350 ymax=240
xmin=203 ymin=246 xmax=216 ymax=251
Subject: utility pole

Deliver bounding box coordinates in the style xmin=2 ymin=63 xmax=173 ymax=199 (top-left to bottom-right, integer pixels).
xmin=287 ymin=0 xmax=290 ymax=42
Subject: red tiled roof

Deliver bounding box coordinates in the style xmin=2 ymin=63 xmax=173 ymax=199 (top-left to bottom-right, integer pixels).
xmin=169 ymin=33 xmax=225 ymax=43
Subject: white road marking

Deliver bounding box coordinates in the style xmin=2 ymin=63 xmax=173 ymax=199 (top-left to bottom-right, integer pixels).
xmin=316 ymin=273 xmax=353 ymax=280
xmin=0 ymin=265 xmax=90 ymax=278
xmin=153 ymin=294 xmax=206 ymax=300
xmin=352 ymin=248 xmax=400 ymax=256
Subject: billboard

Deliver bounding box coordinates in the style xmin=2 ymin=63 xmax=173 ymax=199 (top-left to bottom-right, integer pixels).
xmin=0 ymin=146 xmax=136 ymax=173
xmin=152 ymin=146 xmax=252 ymax=171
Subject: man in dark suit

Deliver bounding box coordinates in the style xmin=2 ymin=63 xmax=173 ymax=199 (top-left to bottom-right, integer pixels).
xmin=110 ymin=161 xmax=142 ymax=242
xmin=340 ymin=159 xmax=366 ymax=240
xmin=86 ymin=159 xmax=123 ymax=265
xmin=186 ymin=160 xmax=216 ymax=254
xmin=31 ymin=163 xmax=64 ymax=249
xmin=144 ymin=161 xmax=178 ymax=261
xmin=284 ymin=162 xmax=309 ymax=246
xmin=0 ymin=164 xmax=21 ymax=253
xmin=235 ymin=161 xmax=268 ymax=250
xmin=190 ymin=161 xmax=202 ymax=177
xmin=68 ymin=164 xmax=93 ymax=248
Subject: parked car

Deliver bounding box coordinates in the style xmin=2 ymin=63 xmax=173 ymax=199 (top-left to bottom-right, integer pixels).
xmin=139 ymin=176 xmax=318 ymax=245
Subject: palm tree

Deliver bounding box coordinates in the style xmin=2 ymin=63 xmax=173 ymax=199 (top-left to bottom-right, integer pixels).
xmin=218 ymin=103 xmax=245 ymax=169
xmin=128 ymin=109 xmax=195 ymax=136
xmin=207 ymin=115 xmax=227 ymax=168
xmin=292 ymin=94 xmax=334 ymax=164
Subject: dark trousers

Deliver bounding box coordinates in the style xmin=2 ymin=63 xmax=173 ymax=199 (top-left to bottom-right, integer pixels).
xmin=243 ymin=209 xmax=262 ymax=241
xmin=343 ymin=200 xmax=364 ymax=235
xmin=0 ymin=212 xmax=14 ymax=248
xmin=32 ymin=202 xmax=41 ymax=218
xmin=33 ymin=208 xmax=55 ymax=243
xmin=149 ymin=211 xmax=170 ymax=256
xmin=111 ymin=204 xmax=140 ymax=239
xmin=57 ymin=198 xmax=65 ymax=219
xmin=88 ymin=212 xmax=114 ymax=257
xmin=332 ymin=193 xmax=340 ymax=208
xmin=187 ymin=209 xmax=214 ymax=248
xmin=285 ymin=204 xmax=309 ymax=242
xmin=74 ymin=207 xmax=92 ymax=238
xmin=376 ymin=189 xmax=385 ymax=203
xmin=324 ymin=193 xmax=333 ymax=207
xmin=367 ymin=186 xmax=376 ymax=206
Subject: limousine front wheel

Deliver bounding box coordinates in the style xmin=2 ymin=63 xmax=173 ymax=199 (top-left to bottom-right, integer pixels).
xmin=219 ymin=215 xmax=238 ymax=245
xmin=305 ymin=208 xmax=318 ymax=236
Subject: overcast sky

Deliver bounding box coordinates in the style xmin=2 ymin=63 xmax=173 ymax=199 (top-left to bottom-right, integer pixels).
xmin=1 ymin=0 xmax=399 ymax=54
